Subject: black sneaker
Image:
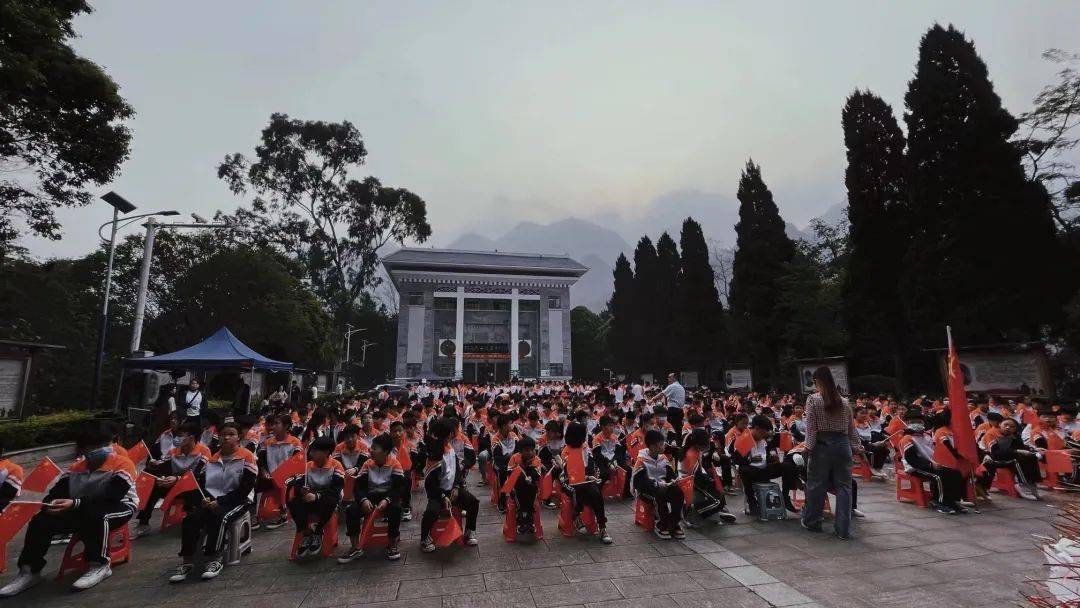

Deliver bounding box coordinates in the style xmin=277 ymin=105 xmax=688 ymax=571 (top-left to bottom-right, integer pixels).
xmin=308 ymin=532 xmax=323 ymax=556
xmin=265 ymin=515 xmax=288 ymax=530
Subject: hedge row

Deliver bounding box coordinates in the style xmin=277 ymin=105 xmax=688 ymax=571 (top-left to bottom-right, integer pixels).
xmin=0 ymin=410 xmax=114 ymax=452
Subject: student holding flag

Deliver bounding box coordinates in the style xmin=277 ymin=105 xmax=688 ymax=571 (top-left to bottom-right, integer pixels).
xmin=170 ymin=422 xmax=257 ymax=582
xmin=134 ymin=422 xmax=210 ymax=538
xmin=338 ymin=434 xmax=406 ymax=563
xmin=0 ymin=449 xmax=22 ymax=513
xmin=0 ymin=424 xmax=138 ymax=596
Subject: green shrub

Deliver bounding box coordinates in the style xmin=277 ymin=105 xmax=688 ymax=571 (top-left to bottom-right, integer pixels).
xmin=0 ymin=410 xmax=114 ymax=452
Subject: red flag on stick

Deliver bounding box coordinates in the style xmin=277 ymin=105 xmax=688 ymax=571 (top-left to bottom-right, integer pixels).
xmin=135 ymin=471 xmax=158 ymax=510
xmin=272 ymin=452 xmax=306 ymax=489
xmin=0 ymin=502 xmax=42 ymax=544
xmin=946 ymin=327 xmax=980 ymax=475
xmin=127 ymin=440 xmax=150 ymax=465
xmin=22 ymin=458 xmax=62 ymax=493
xmin=162 ymin=470 xmax=203 ymax=505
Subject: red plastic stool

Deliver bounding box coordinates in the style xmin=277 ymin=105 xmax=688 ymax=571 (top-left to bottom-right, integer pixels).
xmin=502 ymin=498 xmax=544 ymax=542
xmin=789 ymin=488 xmax=831 ymax=514
xmin=158 ymin=497 xmax=186 ymax=532
xmin=602 ymin=467 xmax=626 ymax=500
xmin=257 ymin=488 xmax=288 ymax=522
xmin=633 ymin=497 xmax=656 ymax=529
xmin=431 ymin=509 xmax=465 ymax=547
xmin=557 ymin=491 xmax=598 ymax=537
xmin=289 ymin=513 xmax=339 ymax=560
xmin=895 ymin=470 xmax=931 ymax=507
xmin=852 ymin=456 xmax=873 ymax=482
xmin=57 ymin=524 xmax=131 ymax=580
xmin=358 ymin=506 xmax=392 ymax=551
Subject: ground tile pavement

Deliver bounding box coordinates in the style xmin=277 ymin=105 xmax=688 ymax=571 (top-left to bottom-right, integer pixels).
xmin=1 ymin=473 xmax=1063 ymax=608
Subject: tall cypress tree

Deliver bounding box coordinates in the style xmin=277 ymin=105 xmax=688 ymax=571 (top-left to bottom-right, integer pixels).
xmin=655 ymin=232 xmax=682 ymax=371
xmin=607 ymin=253 xmax=636 ymax=376
xmin=842 ymin=90 xmax=910 ymax=389
xmin=678 ymin=217 xmax=727 ymax=379
xmin=729 ymin=160 xmax=795 ymax=388
xmin=904 ymin=24 xmax=1064 ymax=346
xmin=631 ymin=237 xmax=660 ymax=376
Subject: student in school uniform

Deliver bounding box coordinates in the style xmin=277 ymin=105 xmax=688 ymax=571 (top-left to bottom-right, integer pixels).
xmin=986 ymin=417 xmax=1042 ymax=500
xmin=333 ymin=424 xmax=370 ymax=474
xmin=560 ymin=422 xmax=613 ymax=544
xmin=0 ymin=449 xmax=22 ymax=513
xmin=591 ymin=415 xmax=627 ymax=487
xmin=134 ymin=421 xmax=212 ymax=538
xmin=0 ymin=425 xmax=138 ymax=596
xmin=538 ymin=420 xmax=565 ymax=509
xmin=286 ymin=437 xmax=345 ymax=557
xmin=633 ymin=430 xmax=684 ymax=539
xmin=503 ymin=436 xmax=543 ymax=536
xmin=256 ymin=414 xmax=304 ymax=529
xmin=679 ymin=429 xmax=737 ymax=524
xmin=488 ymin=414 xmax=519 ymax=514
xmin=419 ymin=419 xmax=480 ymax=552
xmin=152 ymin=412 xmax=184 ymax=460
xmin=732 ymin=415 xmax=799 ymax=515
xmin=897 ymin=410 xmax=966 ymax=514
xmin=338 ymin=434 xmax=406 ymax=563
xmin=169 ymin=423 xmax=257 ymax=582
xmin=930 ymin=410 xmax=976 ymax=510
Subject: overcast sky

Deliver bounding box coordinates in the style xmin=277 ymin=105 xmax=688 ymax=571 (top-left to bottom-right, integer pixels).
xmin=21 ymin=1 xmax=1080 ymax=258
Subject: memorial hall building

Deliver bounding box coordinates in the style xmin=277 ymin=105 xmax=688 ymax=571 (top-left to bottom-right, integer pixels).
xmin=383 ymin=248 xmax=587 ymax=383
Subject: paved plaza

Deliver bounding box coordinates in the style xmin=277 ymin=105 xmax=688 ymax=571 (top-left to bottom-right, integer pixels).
xmin=2 ymin=475 xmax=1061 ymax=608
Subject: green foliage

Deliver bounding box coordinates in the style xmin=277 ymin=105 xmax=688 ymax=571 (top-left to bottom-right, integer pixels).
xmin=217 ymin=113 xmax=432 ymax=325
xmin=654 ymin=232 xmax=682 ymax=369
xmin=729 ymin=160 xmax=795 ymax=389
xmin=903 ymin=24 xmax=1066 ymax=348
xmin=0 ymin=0 xmax=133 ymax=259
xmin=677 ymin=217 xmax=727 ymax=377
xmin=0 ymin=410 xmax=102 ymax=451
xmin=631 ymin=237 xmax=660 ymax=374
xmin=571 ymin=306 xmax=610 ymax=380
xmin=606 ymin=253 xmax=635 ymax=374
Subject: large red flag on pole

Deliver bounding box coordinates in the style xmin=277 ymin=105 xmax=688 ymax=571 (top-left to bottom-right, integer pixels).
xmin=946 ymin=326 xmax=980 ymax=475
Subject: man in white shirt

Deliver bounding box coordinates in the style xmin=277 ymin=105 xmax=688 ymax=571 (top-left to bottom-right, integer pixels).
xmin=631 ymin=382 xmax=644 ymax=402
xmin=183 ymin=379 xmax=204 ymax=423
xmin=652 ymin=373 xmax=685 ymax=409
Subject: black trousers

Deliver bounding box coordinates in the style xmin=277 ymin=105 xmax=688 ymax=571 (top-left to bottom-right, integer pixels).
xmin=692 ymin=469 xmax=726 ymax=517
xmin=862 ymin=441 xmax=890 ymax=471
xmin=739 ymin=462 xmax=796 ymax=507
xmin=910 ymin=465 xmax=965 ymax=507
xmin=344 ymin=491 xmax=401 ymax=540
xmin=713 ymin=453 xmax=734 ymax=488
xmin=286 ymin=493 xmax=340 ymax=534
xmin=179 ymin=496 xmax=250 ymax=558
xmin=982 ymin=454 xmax=1042 ymax=487
xmin=567 ymin=482 xmax=608 ymax=528
xmin=420 ymin=488 xmax=480 ymax=539
xmin=19 ymin=502 xmax=134 ymax=572
xmin=137 ymin=484 xmax=170 ymax=525
xmin=641 ymin=483 xmax=685 ymax=530
xmin=511 ymin=474 xmax=538 ymax=516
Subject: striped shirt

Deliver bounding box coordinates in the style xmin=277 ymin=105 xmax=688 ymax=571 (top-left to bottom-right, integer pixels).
xmin=804 ymin=393 xmax=862 ymax=452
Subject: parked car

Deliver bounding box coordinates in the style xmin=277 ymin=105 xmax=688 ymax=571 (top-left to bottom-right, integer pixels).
xmin=367 ymin=383 xmax=408 ymax=400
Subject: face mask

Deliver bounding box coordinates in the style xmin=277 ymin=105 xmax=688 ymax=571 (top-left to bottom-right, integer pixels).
xmin=907 ymin=423 xmax=925 ymax=433
xmin=85 ymin=446 xmax=113 ymax=470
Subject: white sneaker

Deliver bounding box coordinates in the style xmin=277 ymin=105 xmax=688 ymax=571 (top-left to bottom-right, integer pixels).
xmin=0 ymin=567 xmax=42 ymax=597
xmin=71 ymin=562 xmax=112 ymax=591
xmin=852 ymin=508 xmax=866 ymax=518
xmin=957 ymin=500 xmax=975 ymax=508
xmin=1018 ymin=485 xmax=1040 ymax=501
xmin=420 ymin=536 xmax=436 ymax=553
xmin=463 ymin=531 xmax=479 ymax=546
xmin=132 ymin=523 xmax=151 ymax=538
xmin=201 ymin=561 xmax=223 ymax=580
xmin=169 ymin=563 xmax=194 ymax=583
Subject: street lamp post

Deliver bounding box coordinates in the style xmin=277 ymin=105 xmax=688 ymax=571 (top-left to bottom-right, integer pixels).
xmin=341 ymin=325 xmax=366 ymax=389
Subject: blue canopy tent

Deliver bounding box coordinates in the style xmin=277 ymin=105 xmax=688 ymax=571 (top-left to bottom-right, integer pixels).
xmin=124 ymin=327 xmax=293 ymax=372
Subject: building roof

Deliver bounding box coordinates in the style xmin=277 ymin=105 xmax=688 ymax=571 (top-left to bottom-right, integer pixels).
xmin=382 ymin=247 xmax=588 ymax=277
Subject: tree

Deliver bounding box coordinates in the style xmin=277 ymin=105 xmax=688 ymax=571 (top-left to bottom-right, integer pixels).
xmin=217 ymin=113 xmax=432 ymax=326
xmin=655 ymin=232 xmax=682 ymax=370
xmin=776 ymin=221 xmax=848 ymax=361
xmin=631 ymin=236 xmax=660 ymax=376
xmin=729 ymin=160 xmax=795 ymax=389
xmin=571 ymin=306 xmax=610 ymax=380
xmin=677 ymin=217 xmax=727 ymax=379
xmin=606 ymin=253 xmax=635 ymax=375
xmin=708 ymin=239 xmax=734 ymax=306
xmin=1015 ymin=49 xmax=1080 ymax=232
xmin=0 ymin=0 xmax=133 ymax=259
xmin=903 ymin=24 xmax=1066 ymax=347
xmin=842 ymin=90 xmax=910 ymax=389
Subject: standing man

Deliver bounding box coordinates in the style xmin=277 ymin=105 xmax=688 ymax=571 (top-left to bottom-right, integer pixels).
xmin=651 ymin=373 xmax=685 ymax=410
xmin=183 ymin=379 xmax=205 ymax=425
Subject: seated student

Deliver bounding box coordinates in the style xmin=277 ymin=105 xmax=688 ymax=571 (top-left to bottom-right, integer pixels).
xmin=286 ymin=437 xmax=344 ymax=557
xmin=169 ymin=423 xmax=257 ymax=583
xmin=333 ymin=424 xmax=370 ymax=474
xmin=338 ymin=434 xmax=406 ymax=563
xmin=134 ymin=421 xmax=211 ymax=538
xmin=680 ymin=429 xmax=737 ymax=523
xmin=234 ymin=415 xmax=260 ymax=453
xmin=931 ymin=409 xmax=975 ymax=509
xmin=386 ymin=420 xmax=415 ymax=521
xmin=0 ymin=425 xmax=138 ymax=596
xmin=503 ymin=436 xmax=542 ymax=535
xmin=560 ymin=422 xmax=613 ymax=543
xmin=986 ymin=417 xmax=1042 ymax=500
xmin=633 ymin=429 xmax=684 ymax=539
xmin=419 ymin=419 xmax=480 ymax=552
xmin=488 ymin=414 xmax=519 ymax=514
xmin=255 ymin=414 xmax=304 ymax=529
xmin=897 ymin=410 xmax=966 ymax=514
xmin=446 ymin=416 xmax=478 ymax=481
xmin=732 ymin=415 xmax=798 ymax=515
xmin=0 ymin=446 xmax=23 ymax=514
xmin=853 ymin=407 xmax=889 ymax=479
xmin=152 ymin=412 xmax=184 ymax=460
xmin=591 ymin=415 xmax=628 ymax=486
xmin=538 ymin=420 xmax=566 ymax=509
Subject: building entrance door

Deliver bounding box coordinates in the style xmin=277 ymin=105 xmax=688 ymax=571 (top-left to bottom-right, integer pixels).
xmin=463 ymin=361 xmax=510 ymax=384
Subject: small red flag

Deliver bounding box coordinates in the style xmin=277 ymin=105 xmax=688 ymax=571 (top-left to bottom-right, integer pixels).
xmin=0 ymin=502 xmax=42 ymax=543
xmin=1045 ymin=450 xmax=1073 ymax=474
xmin=676 ymin=475 xmax=694 ymax=504
xmin=127 ymin=440 xmax=150 ymax=465
xmin=22 ymin=458 xmax=62 ymax=493
xmin=946 ymin=327 xmax=980 ymax=475
xmin=733 ymin=431 xmax=756 ymax=457
xmin=162 ymin=470 xmax=202 ymax=505
xmin=135 ymin=471 xmax=157 ymax=510
xmin=272 ymin=452 xmax=306 ymax=489
xmin=539 ymin=470 xmax=554 ymax=500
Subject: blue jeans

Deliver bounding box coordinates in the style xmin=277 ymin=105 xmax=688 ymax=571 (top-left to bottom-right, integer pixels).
xmin=801 ymin=432 xmax=853 ymax=538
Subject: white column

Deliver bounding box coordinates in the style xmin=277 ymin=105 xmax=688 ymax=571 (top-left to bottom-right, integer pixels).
xmin=510 ymin=289 xmax=520 ymax=378
xmin=454 ymin=286 xmax=465 ymax=379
